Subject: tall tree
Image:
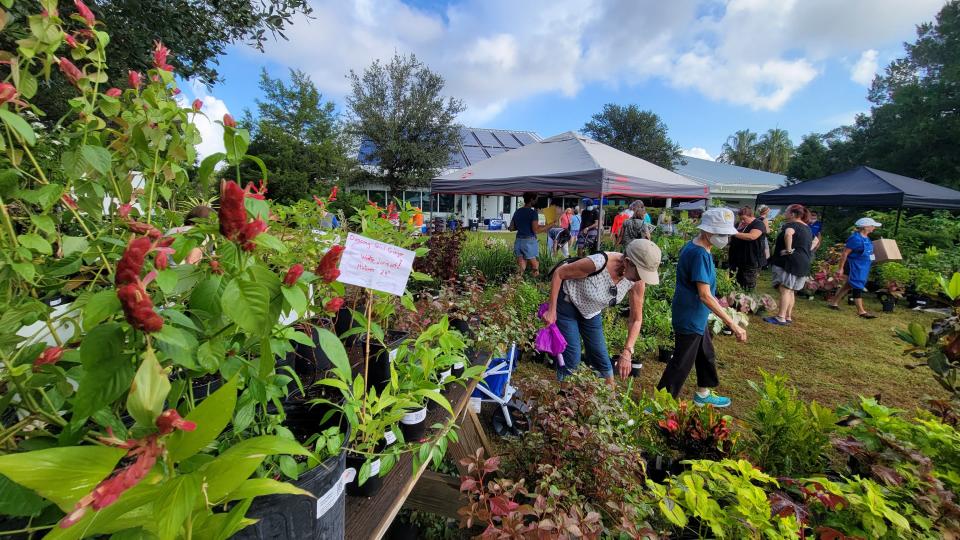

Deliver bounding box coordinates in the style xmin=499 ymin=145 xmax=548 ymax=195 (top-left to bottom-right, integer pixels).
xmin=239 ymin=69 xmax=346 ymax=204
xmin=344 ymin=53 xmax=465 ymax=196
xmin=756 ymin=128 xmax=794 ymax=174
xmin=0 ymin=0 xmax=312 ymax=122
xmin=581 ymin=104 xmax=683 ymax=170
xmin=787 ymin=128 xmax=861 ymax=183
xmin=717 ymin=130 xmax=759 ymax=168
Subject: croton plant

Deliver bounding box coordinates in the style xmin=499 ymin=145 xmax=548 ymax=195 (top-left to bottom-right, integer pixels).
xmin=0 ymin=1 xmax=460 ymax=538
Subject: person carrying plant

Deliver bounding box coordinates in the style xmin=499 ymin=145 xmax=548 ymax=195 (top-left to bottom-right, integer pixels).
xmin=657 ymin=208 xmax=746 ymax=407
xmin=509 ymin=192 xmax=554 ymax=277
xmin=728 ymin=206 xmax=767 ymax=290
xmin=542 ymin=239 xmax=662 ymax=389
xmin=827 ymin=217 xmax=880 ymax=319
xmin=764 ymin=204 xmax=815 ymax=326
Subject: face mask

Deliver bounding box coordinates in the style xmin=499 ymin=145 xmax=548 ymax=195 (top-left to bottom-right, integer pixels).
xmin=587 ymin=205 xmax=595 ymax=211
xmin=709 ymin=234 xmax=730 ymax=248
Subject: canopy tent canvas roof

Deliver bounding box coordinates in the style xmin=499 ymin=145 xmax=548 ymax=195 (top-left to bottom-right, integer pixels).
xmin=756 ymin=166 xmax=960 ymax=210
xmin=431 ymin=131 xmax=709 ymax=200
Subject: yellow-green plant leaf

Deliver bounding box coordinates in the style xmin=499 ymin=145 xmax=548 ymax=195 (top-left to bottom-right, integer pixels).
xmin=0 ymin=446 xmax=126 ymax=511
xmin=224 ymin=478 xmax=313 ymax=502
xmin=198 ymin=436 xmax=311 ymax=503
xmin=0 ymin=108 xmax=36 ymax=146
xmin=126 ymin=349 xmax=170 ymax=427
xmin=154 ymin=474 xmax=201 ymax=539
xmin=166 ymin=377 xmax=238 ymax=462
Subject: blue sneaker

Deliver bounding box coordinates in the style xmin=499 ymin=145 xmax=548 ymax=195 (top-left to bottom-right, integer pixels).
xmin=694 ymin=391 xmax=731 ymax=408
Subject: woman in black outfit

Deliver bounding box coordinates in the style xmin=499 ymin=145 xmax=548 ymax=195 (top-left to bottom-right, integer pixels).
xmin=728 ymin=207 xmax=767 ymax=290
xmin=764 ymin=204 xmax=814 ymax=326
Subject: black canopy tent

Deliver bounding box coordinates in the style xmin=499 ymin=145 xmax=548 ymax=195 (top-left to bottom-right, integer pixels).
xmin=755 ymin=166 xmax=960 ymax=233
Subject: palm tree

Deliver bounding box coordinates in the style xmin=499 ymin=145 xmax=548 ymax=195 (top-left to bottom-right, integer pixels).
xmin=757 ymin=128 xmax=794 ymax=173
xmin=718 ymin=130 xmax=759 ymax=168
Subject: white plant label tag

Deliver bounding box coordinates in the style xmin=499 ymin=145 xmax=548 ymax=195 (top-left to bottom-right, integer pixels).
xmin=453 ymin=362 xmax=464 ymax=369
xmin=401 ymin=408 xmax=427 ymax=424
xmin=632 ymin=362 xmax=643 ymax=369
xmin=470 ymin=397 xmax=482 ymax=414
xmin=385 ymin=430 xmax=397 ymax=445
xmin=315 ymin=473 xmax=347 ymax=518
xmin=337 ymin=233 xmax=415 ymax=296
xmin=389 ymin=348 xmax=398 ymax=363
xmin=343 ymin=467 xmax=357 ymax=484
xmin=370 ymin=459 xmax=381 ymax=476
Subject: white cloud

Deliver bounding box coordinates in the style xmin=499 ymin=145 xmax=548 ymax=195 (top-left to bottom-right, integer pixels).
xmin=683 ymin=147 xmax=714 ymax=161
xmin=242 ymin=0 xmax=943 ymax=120
xmin=182 ymin=80 xmax=232 ymax=161
xmin=850 ymin=49 xmax=879 ymax=86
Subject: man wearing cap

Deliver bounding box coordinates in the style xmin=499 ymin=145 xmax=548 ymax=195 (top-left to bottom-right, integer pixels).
xmin=542 ymin=239 xmax=661 ymax=388
xmin=657 ymin=208 xmax=747 ymax=407
xmin=827 ymin=217 xmax=881 ymax=318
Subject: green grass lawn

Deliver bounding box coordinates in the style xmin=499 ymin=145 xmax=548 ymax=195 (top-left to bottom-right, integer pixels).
xmin=514 ymin=274 xmax=948 ymax=419
xmin=470 ymin=229 xmax=948 ymax=416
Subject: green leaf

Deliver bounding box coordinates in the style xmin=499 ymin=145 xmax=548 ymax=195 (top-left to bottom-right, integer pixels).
xmin=196 ymin=152 xmax=225 ymax=192
xmin=18 ymin=232 xmax=51 ymax=255
xmin=155 ymin=474 xmax=201 ymax=539
xmin=61 ymin=235 xmax=89 ymax=257
xmin=223 ymin=478 xmax=313 ymax=502
xmin=167 ymin=377 xmax=238 ymax=463
xmin=658 ymin=496 xmax=688 ymax=527
xmin=0 ymin=473 xmax=47 ymax=517
xmin=0 ymin=108 xmax=36 ymax=146
xmin=243 ymin=155 xmax=269 ymax=181
xmin=83 ymin=290 xmax=121 ymax=330
xmin=196 ymin=340 xmax=224 ymax=372
xmin=73 ymin=325 xmax=134 ymax=419
xmin=280 ymin=285 xmax=307 ymax=317
xmin=317 ymin=328 xmax=350 ymax=376
xmin=279 ymin=455 xmax=299 ymax=480
xmin=126 ymin=349 xmax=171 ymax=427
xmin=12 ymin=262 xmax=35 ymax=282
xmin=29 ymin=214 xmax=55 ymax=235
xmin=81 ymin=144 xmax=112 ymax=175
xmin=411 ymin=271 xmax=433 ymax=282
xmin=198 ymin=436 xmax=310 ymax=503
xmin=190 ymin=499 xmax=255 ymax=540
xmin=400 ymin=292 xmax=416 ymax=312
xmin=0 ymin=446 xmax=126 ymax=510
xmin=252 ymin=232 xmax=287 ymax=253
xmin=221 ymin=278 xmax=271 ymax=336
xmin=155 ymin=269 xmax=178 ymax=295
xmin=190 ymin=276 xmax=223 ymax=321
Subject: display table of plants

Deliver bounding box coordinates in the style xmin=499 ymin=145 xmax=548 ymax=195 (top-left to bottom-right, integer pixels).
xmin=0 ymin=5 xmax=487 ymax=539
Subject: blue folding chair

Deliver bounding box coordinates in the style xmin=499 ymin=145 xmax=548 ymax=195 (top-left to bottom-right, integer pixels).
xmin=472 ymin=343 xmax=519 ymax=427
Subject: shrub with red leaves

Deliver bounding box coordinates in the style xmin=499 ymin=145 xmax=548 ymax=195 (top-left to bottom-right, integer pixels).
xmin=117 ymin=283 xmax=163 ymax=332
xmin=219 ymin=180 xmax=247 ymax=239
xmin=116 ymin=237 xmax=151 ymax=286
xmin=324 ymin=297 xmax=344 ymax=312
xmin=283 ymin=264 xmax=304 ymax=287
xmin=238 ymin=218 xmax=267 ymax=251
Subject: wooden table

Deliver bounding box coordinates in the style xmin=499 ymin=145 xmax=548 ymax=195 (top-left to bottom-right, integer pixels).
xmin=344 ymin=353 xmax=494 ymax=540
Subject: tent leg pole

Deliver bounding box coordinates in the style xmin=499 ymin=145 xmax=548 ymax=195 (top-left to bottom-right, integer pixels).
xmin=894 ymin=205 xmax=903 ymax=236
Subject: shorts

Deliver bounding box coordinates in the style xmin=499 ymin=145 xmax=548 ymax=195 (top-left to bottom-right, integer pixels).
xmin=771 ymin=265 xmax=808 ymax=291
xmin=513 ymin=236 xmax=539 ymax=260
xmin=577 ymin=229 xmax=599 ymax=250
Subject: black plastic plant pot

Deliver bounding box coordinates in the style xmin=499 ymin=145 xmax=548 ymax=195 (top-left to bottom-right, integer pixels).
xmin=355 ymin=337 xmax=390 ymax=394
xmin=439 ymin=368 xmax=452 ymax=385
xmin=334 ymin=306 xmax=362 ymax=345
xmin=450 ymin=317 xmax=472 ymax=338
xmin=345 ymin=451 xmax=384 ymax=498
xmin=190 ymin=374 xmax=223 ymax=401
xmin=452 ymin=361 xmax=465 ymax=378
xmin=287 ymin=325 xmax=334 ymax=387
xmin=658 ymin=348 xmax=674 ymax=364
xmin=234 ymin=449 xmax=347 ymax=540
xmin=398 ymin=406 xmax=428 ymax=442
xmin=882 ymin=301 xmax=896 ymax=312
xmin=631 ymin=361 xmax=643 ymax=377
xmin=645 ymin=455 xmax=684 ymax=484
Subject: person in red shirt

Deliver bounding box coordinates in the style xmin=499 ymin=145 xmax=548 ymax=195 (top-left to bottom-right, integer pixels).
xmin=611 ymin=207 xmax=630 ymax=245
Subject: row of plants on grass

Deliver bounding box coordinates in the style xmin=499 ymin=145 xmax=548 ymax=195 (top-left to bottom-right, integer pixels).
xmin=0 ymin=4 xmax=489 ymax=538
xmin=456 ymin=370 xmax=960 ymax=539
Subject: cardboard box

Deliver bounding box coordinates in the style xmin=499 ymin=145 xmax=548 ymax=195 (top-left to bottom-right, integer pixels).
xmin=872 ymin=238 xmax=902 ymax=263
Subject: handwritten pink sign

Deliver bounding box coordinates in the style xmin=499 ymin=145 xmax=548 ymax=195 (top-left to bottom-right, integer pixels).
xmin=337 ymin=233 xmax=415 ymax=296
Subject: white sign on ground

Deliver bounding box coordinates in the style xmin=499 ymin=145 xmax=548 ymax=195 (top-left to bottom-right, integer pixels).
xmin=337 ymin=233 xmax=415 ymax=296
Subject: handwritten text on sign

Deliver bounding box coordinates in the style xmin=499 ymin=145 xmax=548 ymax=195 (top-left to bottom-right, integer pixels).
xmin=337 ymin=233 xmax=415 ymax=296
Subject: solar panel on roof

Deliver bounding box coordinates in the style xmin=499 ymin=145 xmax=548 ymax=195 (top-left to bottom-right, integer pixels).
xmin=513 ymin=132 xmax=536 ymax=145
xmin=486 ymin=147 xmax=507 ymax=156
xmin=494 ymin=132 xmax=520 ymax=148
xmin=462 ymin=146 xmax=489 ymax=164
xmin=473 ymin=130 xmax=501 ymax=147
xmin=448 ymin=151 xmax=467 ymax=169
xmin=460 ymin=128 xmax=479 ymax=146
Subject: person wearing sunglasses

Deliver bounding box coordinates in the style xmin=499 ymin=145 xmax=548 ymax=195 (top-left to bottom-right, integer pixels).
xmin=542 ymin=239 xmax=662 ymax=388
xmin=656 ymin=207 xmax=747 ymax=407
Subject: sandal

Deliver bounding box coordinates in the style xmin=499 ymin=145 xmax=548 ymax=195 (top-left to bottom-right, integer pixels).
xmin=763 ymin=316 xmax=789 ymax=326
xmin=859 ymin=313 xmax=877 ymax=319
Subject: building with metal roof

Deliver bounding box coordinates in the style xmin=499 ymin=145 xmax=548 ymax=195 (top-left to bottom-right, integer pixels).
xmin=674 ymin=156 xmax=786 ymax=206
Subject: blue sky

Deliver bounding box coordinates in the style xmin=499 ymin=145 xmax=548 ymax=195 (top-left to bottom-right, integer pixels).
xmin=183 ymin=0 xmax=946 ymax=161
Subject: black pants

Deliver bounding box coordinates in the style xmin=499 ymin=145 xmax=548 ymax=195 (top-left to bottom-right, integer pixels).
xmin=733 ymin=265 xmax=759 ymax=290
xmin=656 ymin=330 xmax=720 ymax=398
